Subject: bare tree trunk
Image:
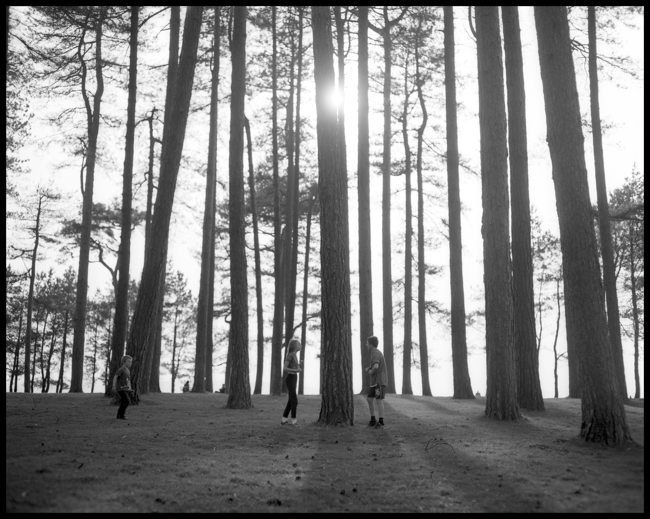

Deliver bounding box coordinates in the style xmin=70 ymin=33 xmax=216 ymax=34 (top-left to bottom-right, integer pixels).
xmin=70 ymin=9 xmax=105 ymax=392
xmin=194 ymin=7 xmax=220 ymax=393
xmin=226 ymin=5 xmax=252 ymax=409
xmin=107 ymin=5 xmax=138 ymax=397
xmin=11 ymin=306 xmax=23 ymax=392
xmin=414 ymin=16 xmax=432 ymax=397
xmin=401 ymin=55 xmax=413 ymax=396
xmin=502 ymin=6 xmax=544 ymax=410
xmin=283 ymin=10 xmax=298 ymax=348
xmin=535 ymin=5 xmax=631 ymax=444
xmin=24 ymin=196 xmax=42 ymax=392
xmin=380 ymin=8 xmax=395 ymax=393
xmin=356 ymin=6 xmax=373 ymax=394
xmin=127 ymin=6 xmax=203 ymax=397
xmin=269 ymin=6 xmax=285 ymax=396
xmin=56 ymin=311 xmax=69 ymax=393
xmin=312 ymin=5 xmax=354 ymax=425
xmin=628 ymin=222 xmax=640 ymax=399
xmin=553 ymin=279 xmax=562 ymax=398
xmin=443 ymin=6 xmax=474 ymax=399
xmin=298 ymin=192 xmax=315 ymax=396
xmin=588 ymin=6 xmax=627 ymax=401
xmin=476 ymin=6 xmax=520 ymax=420
xmin=246 ymin=116 xmax=264 ymax=396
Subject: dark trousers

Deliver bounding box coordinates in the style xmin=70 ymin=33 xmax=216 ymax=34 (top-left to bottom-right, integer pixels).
xmin=117 ymin=390 xmax=130 ymax=418
xmin=283 ymin=374 xmax=298 ymax=418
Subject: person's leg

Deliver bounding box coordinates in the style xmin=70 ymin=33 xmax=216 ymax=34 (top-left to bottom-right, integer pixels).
xmin=117 ymin=391 xmax=128 ymax=418
xmin=282 ymin=394 xmax=291 ymax=420
xmin=287 ymin=375 xmax=298 ymax=421
xmin=375 ymin=386 xmax=385 ymax=426
xmin=376 ymin=398 xmax=385 ymax=423
xmin=366 ymin=389 xmax=376 ymax=425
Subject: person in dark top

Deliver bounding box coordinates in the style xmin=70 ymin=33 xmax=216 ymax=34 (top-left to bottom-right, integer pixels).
xmin=113 ymin=355 xmax=133 ymax=420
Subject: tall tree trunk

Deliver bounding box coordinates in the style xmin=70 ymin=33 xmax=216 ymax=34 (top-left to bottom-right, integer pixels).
xmin=289 ymin=7 xmax=305 ymax=395
xmin=24 ymin=196 xmax=42 ymax=392
xmin=476 ymin=6 xmax=520 ymax=420
xmin=356 ymin=6 xmax=373 ymax=394
xmin=502 ymin=6 xmax=544 ymax=411
xmin=246 ymin=116 xmax=265 ymax=396
xmin=70 ymin=9 xmax=105 ymax=392
xmin=147 ymin=5 xmax=180 ymax=395
xmin=194 ymin=7 xmax=220 ymax=393
xmin=553 ymin=279 xmax=561 ymax=398
xmin=269 ymin=6 xmax=285 ymax=396
xmin=312 ymin=5 xmax=354 ymax=425
xmin=401 ymin=55 xmax=413 ymax=396
xmin=226 ymin=5 xmax=252 ymax=409
xmin=415 ymin=17 xmax=432 ymax=397
xmin=12 ymin=306 xmax=23 ymax=392
xmin=56 ymin=310 xmax=69 ymax=393
xmin=535 ymin=6 xmax=631 ymax=444
xmin=127 ymin=6 xmax=203 ymax=397
xmin=291 ymin=8 xmax=305 ymax=371
xmin=107 ymin=5 xmax=138 ymax=397
xmin=380 ymin=7 xmax=395 ymax=393
xmin=628 ymin=222 xmax=640 ymax=399
xmin=588 ymin=6 xmax=627 ymax=401
xmin=283 ymin=11 xmax=298 ymax=348
xmin=443 ymin=6 xmax=473 ymax=399
xmin=298 ymin=192 xmax=315 ymax=396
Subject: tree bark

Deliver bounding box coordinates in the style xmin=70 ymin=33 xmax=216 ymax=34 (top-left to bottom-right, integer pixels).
xmin=24 ymin=195 xmax=42 ymax=392
xmin=588 ymin=5 xmax=627 ymax=401
xmin=70 ymin=9 xmax=105 ymax=393
xmin=194 ymin=6 xmax=220 ymax=393
xmin=535 ymin=6 xmax=631 ymax=444
xmin=246 ymin=116 xmax=265 ymax=396
xmin=401 ymin=55 xmax=413 ymax=396
xmin=476 ymin=6 xmax=520 ymax=420
xmin=107 ymin=5 xmax=138 ymax=397
xmin=269 ymin=6 xmax=285 ymax=396
xmin=356 ymin=6 xmax=373 ymax=394
xmin=415 ymin=16 xmax=432 ymax=397
xmin=226 ymin=5 xmax=252 ymax=409
xmin=443 ymin=6 xmax=474 ymax=399
xmin=127 ymin=6 xmax=203 ymax=397
xmin=502 ymin=6 xmax=544 ymax=410
xmin=312 ymin=5 xmax=354 ymax=425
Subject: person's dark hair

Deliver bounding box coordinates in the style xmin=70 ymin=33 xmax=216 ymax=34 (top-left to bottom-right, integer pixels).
xmin=367 ymin=336 xmax=378 ymax=348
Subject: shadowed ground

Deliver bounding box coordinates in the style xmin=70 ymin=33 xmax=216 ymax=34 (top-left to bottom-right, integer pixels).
xmin=5 ymin=392 xmax=644 ymax=512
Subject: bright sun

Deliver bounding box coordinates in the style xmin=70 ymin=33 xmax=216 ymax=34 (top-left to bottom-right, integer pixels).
xmin=327 ymin=86 xmax=343 ymax=111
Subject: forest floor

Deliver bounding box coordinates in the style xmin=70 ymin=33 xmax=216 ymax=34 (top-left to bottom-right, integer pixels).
xmin=5 ymin=392 xmax=644 ymax=513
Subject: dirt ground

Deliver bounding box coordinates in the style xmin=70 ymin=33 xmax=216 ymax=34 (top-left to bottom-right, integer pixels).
xmin=5 ymin=392 xmax=644 ymax=513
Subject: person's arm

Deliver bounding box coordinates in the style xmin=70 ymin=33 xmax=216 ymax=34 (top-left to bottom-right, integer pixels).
xmin=112 ymin=372 xmax=118 ymax=392
xmin=284 ymin=354 xmax=301 ymax=374
xmin=366 ymin=361 xmax=379 ymax=374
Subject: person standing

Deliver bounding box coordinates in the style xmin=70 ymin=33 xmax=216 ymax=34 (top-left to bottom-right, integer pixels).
xmin=281 ymin=339 xmax=302 ymax=425
xmin=365 ymin=336 xmax=388 ymax=428
xmin=113 ymin=355 xmax=133 ymax=420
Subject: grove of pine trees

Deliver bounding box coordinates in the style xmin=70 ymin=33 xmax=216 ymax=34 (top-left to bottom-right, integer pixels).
xmin=6 ymin=7 xmax=643 ymax=445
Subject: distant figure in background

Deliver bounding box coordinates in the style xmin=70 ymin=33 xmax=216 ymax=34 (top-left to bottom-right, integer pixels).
xmin=182 ymin=381 xmax=190 ymax=393
xmin=218 ymin=384 xmax=226 ymax=393
xmin=365 ymin=336 xmax=388 ymax=428
xmin=281 ymin=339 xmax=302 ymax=425
xmin=113 ymin=355 xmax=133 ymax=420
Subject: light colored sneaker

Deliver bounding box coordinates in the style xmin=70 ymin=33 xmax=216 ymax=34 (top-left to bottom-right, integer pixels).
xmin=290 ymin=418 xmax=298 ymax=425
xmin=281 ymin=417 xmax=288 ymax=424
